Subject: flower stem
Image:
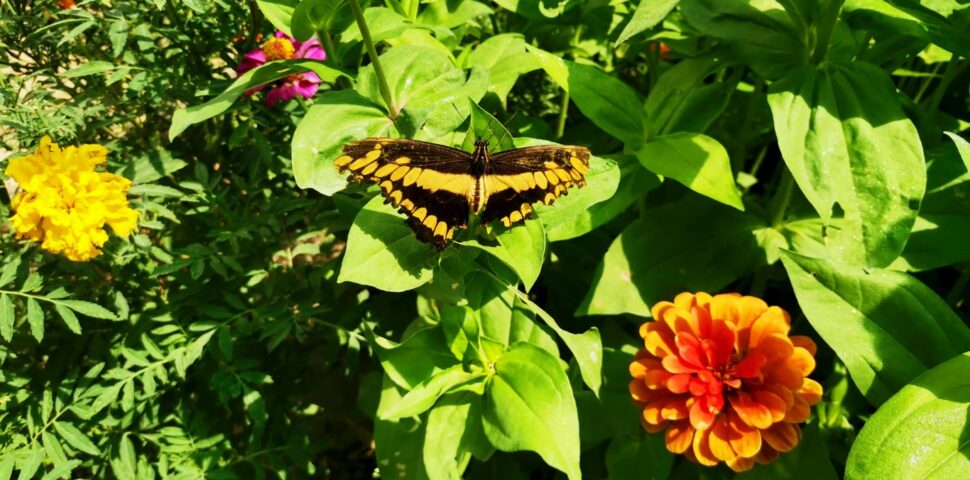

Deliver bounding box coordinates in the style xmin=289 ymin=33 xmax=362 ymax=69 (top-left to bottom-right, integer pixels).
xmin=769 ymin=166 xmax=795 ymax=228
xmin=348 ymin=0 xmax=398 ymax=119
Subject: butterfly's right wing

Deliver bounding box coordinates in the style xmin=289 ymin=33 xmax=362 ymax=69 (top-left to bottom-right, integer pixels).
xmin=335 ymin=138 xmax=474 ymax=249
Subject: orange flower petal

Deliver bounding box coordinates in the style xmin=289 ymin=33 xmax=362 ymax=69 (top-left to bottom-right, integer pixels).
xmin=692 ymin=428 xmax=720 ymax=466
xmin=756 ymin=445 xmax=780 ymax=464
xmin=752 ymin=389 xmax=788 ymax=423
xmin=709 ymin=417 xmax=738 ymax=462
xmin=748 ymin=307 xmax=790 ymax=348
xmin=629 ymin=379 xmax=651 ymax=403
xmin=790 ymin=335 xmax=817 ymax=356
xmin=665 ymin=420 xmax=695 ymax=454
xmin=784 ymin=395 xmax=811 ymax=423
xmin=645 ymin=367 xmax=672 ymax=389
xmin=642 ymin=418 xmax=668 ymax=433
xmin=762 ymin=422 xmax=800 ymax=452
xmin=728 ymin=410 xmax=762 ymax=458
xmin=689 ymin=399 xmax=716 ymax=430
xmin=643 ymin=399 xmax=672 ymax=425
xmin=727 ymin=455 xmax=756 ymax=472
xmin=789 ymin=346 xmax=817 ymax=376
xmin=662 ymin=307 xmax=695 ymax=336
xmin=650 ymin=300 xmax=676 ymax=320
xmin=798 ymin=378 xmax=823 ymax=405
xmin=765 ymin=382 xmax=795 ymax=408
xmin=667 ymin=373 xmax=693 ymax=393
xmin=765 ymin=363 xmax=804 ymax=390
xmin=752 ymin=333 xmax=794 ymax=362
xmin=661 ymin=399 xmax=690 ymax=420
xmin=673 ymin=292 xmax=697 ymax=311
xmin=643 ymin=323 xmax=677 ymax=357
xmin=730 ymin=392 xmax=773 ymax=429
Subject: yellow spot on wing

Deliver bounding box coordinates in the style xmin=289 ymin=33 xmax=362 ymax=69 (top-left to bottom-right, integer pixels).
xmin=534 ymin=172 xmax=548 ymax=189
xmin=570 ymin=156 xmax=588 ymax=172
xmin=544 ymin=161 xmax=558 ymax=169
xmin=545 ymin=170 xmax=560 ymax=185
xmin=402 ymin=168 xmax=422 ymax=186
xmin=335 ymin=155 xmax=353 ymax=168
xmin=501 ymin=217 xmax=511 ymax=228
xmin=446 ymin=226 xmax=455 ymax=240
xmin=380 ymin=181 xmax=393 ymax=192
xmin=413 ymin=207 xmax=427 ymax=221
xmin=509 ymin=211 xmax=523 ymax=223
xmin=390 ymin=166 xmax=409 ymax=181
xmin=544 ymin=193 xmax=556 ymax=205
xmin=554 ymin=169 xmax=571 ymax=182
xmin=569 ymin=169 xmax=582 ymax=181
xmin=521 ymin=204 xmax=532 ymax=216
xmin=389 ymin=190 xmax=403 ymax=204
xmin=401 ymin=199 xmax=415 ymax=211
xmin=423 ymin=215 xmax=438 ymax=229
xmin=374 ymin=164 xmax=397 ymax=178
xmin=433 ymin=222 xmax=447 ymax=238
xmin=394 ymin=157 xmax=411 ymax=165
xmin=360 ymin=162 xmax=379 ymax=176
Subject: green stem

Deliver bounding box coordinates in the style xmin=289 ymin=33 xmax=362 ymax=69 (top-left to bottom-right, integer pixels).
xmin=768 ymin=167 xmax=795 ymax=228
xmin=945 ymin=265 xmax=970 ymax=307
xmin=926 ymin=58 xmax=967 ymax=112
xmin=348 ymin=0 xmax=398 ymax=119
xmin=319 ymin=30 xmax=338 ymax=65
xmin=913 ymin=62 xmax=943 ymax=104
xmin=555 ymin=90 xmax=570 ymax=139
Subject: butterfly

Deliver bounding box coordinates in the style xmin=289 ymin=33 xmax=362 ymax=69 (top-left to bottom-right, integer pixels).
xmin=334 ymin=138 xmax=590 ymax=250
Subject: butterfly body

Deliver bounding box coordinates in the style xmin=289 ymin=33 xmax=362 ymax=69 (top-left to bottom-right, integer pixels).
xmin=334 ymin=138 xmax=590 ymax=250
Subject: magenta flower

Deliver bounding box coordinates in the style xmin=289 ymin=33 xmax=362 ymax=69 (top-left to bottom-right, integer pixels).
xmin=236 ymin=31 xmax=327 ymax=107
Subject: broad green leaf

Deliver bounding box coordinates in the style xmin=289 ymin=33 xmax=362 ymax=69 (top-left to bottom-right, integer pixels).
xmin=681 ymin=0 xmax=807 ymax=78
xmin=54 ymin=305 xmax=81 ymax=334
xmin=418 ymin=0 xmax=493 ymax=29
xmin=781 ymin=251 xmax=970 ymax=406
xmin=169 ymin=59 xmax=346 ymax=139
xmin=579 ymin=195 xmax=771 ymax=317
xmin=356 ymin=45 xmax=487 ymax=137
xmin=526 ymin=45 xmax=568 ymax=89
xmin=338 ymin=195 xmax=437 ymax=292
xmin=768 ymin=61 xmax=925 ymax=267
xmin=843 ymin=0 xmax=970 ymax=58
xmin=644 ymin=54 xmax=733 ymax=138
xmin=0 ymin=256 xmax=19 ymax=288
xmin=17 ymin=447 xmax=44 ymax=480
xmin=944 ymin=131 xmax=970 ymax=172
xmin=735 ymin=422 xmax=838 ymax=480
xmin=508 ymin=296 xmax=560 ymax=356
xmin=464 ymin=34 xmax=540 ymax=105
xmin=339 ymin=7 xmax=410 ymax=46
xmin=462 ymin=100 xmax=515 ymax=153
xmin=291 ymin=0 xmax=353 ymax=41
xmin=636 ymin=132 xmax=744 ymax=210
xmin=292 ymin=90 xmax=393 ymax=195
xmin=492 ymin=0 xmax=571 ymax=19
xmin=41 ymin=460 xmax=81 ymax=480
xmin=893 ymin=144 xmax=970 ymax=271
xmin=564 ymin=62 xmax=645 ymax=147
xmin=464 ymin=219 xmax=546 ymax=291
xmin=26 ymin=298 xmax=43 ymax=343
xmin=371 ymin=327 xmax=458 ymax=390
xmin=483 ymin=343 xmax=581 ymax=480
xmin=846 ymin=352 xmax=970 ymax=480
xmin=0 ymin=294 xmax=13 ymax=342
xmin=59 ymin=300 xmax=117 ymax=320
xmin=378 ymin=366 xmax=484 ymax=420
xmin=255 ymin=0 xmax=298 ymax=35
xmin=63 ymin=61 xmax=117 ymax=78
xmin=614 ymin=0 xmax=680 ymax=46
xmin=424 ymin=393 xmax=492 ymax=479
xmin=374 ymin=376 xmax=428 ymax=480
xmin=53 ymin=422 xmax=100 ymax=456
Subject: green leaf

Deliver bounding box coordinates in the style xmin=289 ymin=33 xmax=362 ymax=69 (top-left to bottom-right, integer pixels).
xmin=580 ymin=195 xmax=771 ymax=317
xmin=614 ymin=0 xmax=680 ymax=46
xmin=169 ymin=59 xmax=346 ymax=139
xmin=636 ymin=132 xmax=744 ymax=210
xmin=255 ymin=0 xmax=299 ymax=35
xmin=483 ymin=343 xmax=581 ymax=480
xmin=781 ymin=251 xmax=970 ymax=406
xmin=605 ymin=434 xmax=674 ymax=480
xmin=564 ymin=62 xmax=645 ymax=147
xmin=17 ymin=447 xmax=44 ymax=480
xmin=735 ymin=422 xmax=838 ymax=480
xmin=524 ymin=297 xmax=602 ymax=396
xmin=108 ymin=18 xmax=128 ymax=57
xmin=768 ymin=61 xmax=926 ymax=267
xmin=843 ymin=0 xmax=970 ymax=59
xmin=492 ymin=0 xmax=570 ymax=19
xmin=944 ymin=131 xmax=970 ymax=172
xmin=681 ymin=0 xmax=807 ymax=78
xmin=378 ymin=365 xmax=483 ymax=420
xmin=63 ymin=61 xmax=117 ymax=78
xmin=53 ymin=422 xmax=100 ymax=456
xmin=0 ymin=256 xmax=19 ymax=288
xmin=371 ymin=327 xmax=458 ymax=390
xmin=54 ymin=305 xmax=81 ymax=335
xmin=462 ymin=100 xmax=515 ymax=153
xmin=292 ymin=90 xmax=393 ymax=195
xmin=464 ymin=34 xmax=540 ymax=105
xmin=291 ymin=0 xmax=353 ymax=41
xmin=0 ymin=294 xmax=13 ymax=342
xmin=846 ymin=352 xmax=970 ymax=480
xmin=464 ymin=219 xmax=545 ymax=291
xmin=424 ymin=393 xmax=492 ymax=479
xmin=59 ymin=300 xmax=118 ymax=320
xmin=374 ymin=377 xmax=428 ymax=480
xmin=643 ymin=54 xmax=733 ymax=138
xmin=533 ymin=150 xmax=622 ymax=241
xmin=338 ymin=196 xmax=437 ymax=292
xmin=26 ymin=298 xmax=43 ymax=343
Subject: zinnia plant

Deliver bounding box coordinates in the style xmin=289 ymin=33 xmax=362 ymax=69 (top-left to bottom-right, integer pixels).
xmin=5 ymin=136 xmax=138 ymax=262
xmin=630 ymin=292 xmax=822 ymax=471
xmin=236 ymin=31 xmax=327 ymax=107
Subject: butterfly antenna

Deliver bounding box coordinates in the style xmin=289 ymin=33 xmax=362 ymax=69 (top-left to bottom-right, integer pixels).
xmin=494 ymin=112 xmax=519 ymax=147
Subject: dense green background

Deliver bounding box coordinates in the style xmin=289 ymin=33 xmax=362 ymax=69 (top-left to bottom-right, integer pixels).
xmin=2 ymin=0 xmax=970 ymax=478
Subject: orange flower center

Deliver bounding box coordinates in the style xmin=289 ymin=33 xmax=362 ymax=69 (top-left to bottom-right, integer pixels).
xmin=261 ymin=37 xmax=295 ymax=61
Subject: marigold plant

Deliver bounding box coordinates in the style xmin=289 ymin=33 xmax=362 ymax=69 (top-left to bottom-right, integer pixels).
xmin=630 ymin=292 xmax=822 ymax=471
xmin=5 ymin=136 xmax=138 ymax=261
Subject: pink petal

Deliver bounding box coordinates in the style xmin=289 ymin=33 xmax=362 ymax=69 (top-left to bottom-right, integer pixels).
xmin=266 ymin=84 xmax=298 ymax=107
xmin=236 ymin=50 xmax=267 ymax=74
xmin=296 ymin=38 xmax=326 ymax=61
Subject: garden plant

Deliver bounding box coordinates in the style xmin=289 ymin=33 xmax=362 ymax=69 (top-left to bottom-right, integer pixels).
xmin=2 ymin=0 xmax=970 ymax=478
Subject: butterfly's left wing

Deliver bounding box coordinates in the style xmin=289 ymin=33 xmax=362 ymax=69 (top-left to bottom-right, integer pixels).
xmin=481 ymin=145 xmax=590 ymax=227
xmin=335 ymin=138 xmax=474 ymax=249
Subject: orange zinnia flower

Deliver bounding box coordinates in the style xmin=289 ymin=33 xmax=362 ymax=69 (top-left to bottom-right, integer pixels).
xmin=629 ymin=292 xmax=822 ymax=472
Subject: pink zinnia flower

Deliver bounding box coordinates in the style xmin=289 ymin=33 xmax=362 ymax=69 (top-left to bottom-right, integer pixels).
xmin=236 ymin=31 xmax=327 ymax=107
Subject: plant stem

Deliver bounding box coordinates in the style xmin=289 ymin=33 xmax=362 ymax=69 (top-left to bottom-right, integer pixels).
xmin=555 ymin=90 xmax=569 ymax=139
xmin=349 ymin=0 xmax=398 ymax=119
xmin=913 ymin=62 xmax=943 ymax=104
xmin=926 ymin=58 xmax=967 ymax=112
xmin=946 ymin=265 xmax=970 ymax=307
xmin=769 ymin=167 xmax=795 ymax=228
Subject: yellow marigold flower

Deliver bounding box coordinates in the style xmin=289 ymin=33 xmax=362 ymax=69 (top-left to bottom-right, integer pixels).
xmin=630 ymin=292 xmax=822 ymax=472
xmin=5 ymin=136 xmax=138 ymax=262
xmin=261 ymin=36 xmax=296 ymax=61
